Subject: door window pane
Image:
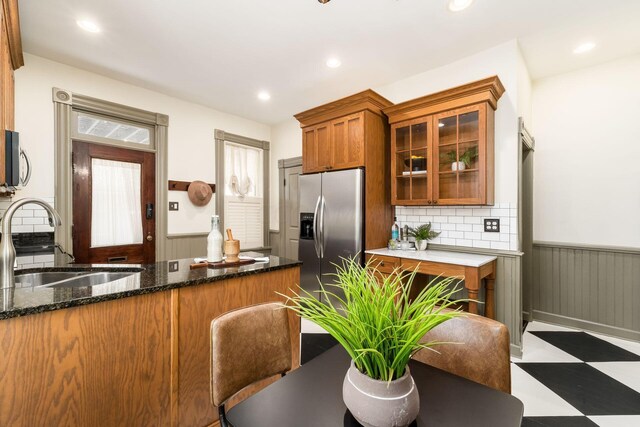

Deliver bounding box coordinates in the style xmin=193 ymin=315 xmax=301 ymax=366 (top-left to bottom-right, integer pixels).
xmin=78 ymin=113 xmax=151 ymax=145
xmin=91 ymin=158 xmax=143 ymax=247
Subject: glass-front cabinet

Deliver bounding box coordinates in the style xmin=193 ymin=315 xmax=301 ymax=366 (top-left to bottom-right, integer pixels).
xmin=390 ymin=102 xmax=494 ymax=206
xmin=434 ymin=104 xmax=488 ymax=205
xmin=392 ymin=118 xmax=432 ymax=204
xmin=385 ymin=76 xmax=503 ymax=206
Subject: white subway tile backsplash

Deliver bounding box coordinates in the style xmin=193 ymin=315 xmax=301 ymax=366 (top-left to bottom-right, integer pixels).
xmin=456 ymin=224 xmax=473 ymax=232
xmin=396 ymin=202 xmax=518 ymax=252
xmin=13 ymin=209 xmax=34 ymax=218
xmin=34 ymin=225 xmax=54 ymax=232
xmin=481 ymin=233 xmax=500 ymax=241
xmin=472 ymin=240 xmax=491 ymax=249
xmin=472 ymin=208 xmax=491 ymax=216
xmin=22 ymin=217 xmax=45 ymax=225
xmin=464 ymin=231 xmax=482 ymax=240
xmin=490 ymin=241 xmax=510 ymax=251
xmin=11 ymin=225 xmax=33 ymax=233
xmin=490 ymin=208 xmax=509 ymax=217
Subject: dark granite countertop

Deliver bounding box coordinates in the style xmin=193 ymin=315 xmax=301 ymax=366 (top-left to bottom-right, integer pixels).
xmin=0 ymin=252 xmax=301 ymax=320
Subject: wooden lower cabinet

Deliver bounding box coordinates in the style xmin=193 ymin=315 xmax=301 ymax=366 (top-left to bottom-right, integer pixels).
xmin=0 ymin=267 xmax=301 ymax=427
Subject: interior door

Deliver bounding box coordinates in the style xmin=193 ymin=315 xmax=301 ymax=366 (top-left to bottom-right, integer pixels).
xmin=283 ymin=164 xmax=302 ymax=260
xmin=72 ymin=141 xmax=156 ymax=264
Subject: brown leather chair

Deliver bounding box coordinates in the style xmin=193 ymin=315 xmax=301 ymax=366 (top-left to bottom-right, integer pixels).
xmin=412 ymin=313 xmax=511 ymax=393
xmin=211 ymin=302 xmax=292 ymax=427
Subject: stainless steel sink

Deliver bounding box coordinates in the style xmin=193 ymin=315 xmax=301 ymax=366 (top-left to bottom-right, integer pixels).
xmin=15 ymin=271 xmax=88 ymax=287
xmin=15 ymin=270 xmax=139 ymax=288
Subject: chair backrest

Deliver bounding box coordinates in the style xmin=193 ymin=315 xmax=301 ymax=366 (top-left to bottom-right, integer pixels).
xmin=412 ymin=313 xmax=511 ymax=393
xmin=210 ymin=302 xmax=292 ymax=407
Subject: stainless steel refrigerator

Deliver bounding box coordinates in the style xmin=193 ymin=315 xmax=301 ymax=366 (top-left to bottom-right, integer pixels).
xmin=298 ymin=168 xmax=364 ymax=304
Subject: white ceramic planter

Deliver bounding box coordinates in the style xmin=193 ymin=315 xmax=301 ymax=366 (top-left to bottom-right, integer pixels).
xmin=451 ymin=161 xmax=465 ymax=171
xmin=415 ymin=240 xmax=428 ymax=251
xmin=343 ymin=361 xmax=419 ymax=427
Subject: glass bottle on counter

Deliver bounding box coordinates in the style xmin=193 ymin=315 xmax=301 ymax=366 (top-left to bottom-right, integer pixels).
xmin=207 ymin=215 xmax=224 ymax=262
xmin=391 ymin=217 xmax=399 ymax=241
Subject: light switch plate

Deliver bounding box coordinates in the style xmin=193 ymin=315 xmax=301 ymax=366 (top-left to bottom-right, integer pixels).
xmin=168 ymin=261 xmax=179 ymax=272
xmin=484 ymin=218 xmax=500 ymax=232
xmin=169 ymin=202 xmax=179 ymax=211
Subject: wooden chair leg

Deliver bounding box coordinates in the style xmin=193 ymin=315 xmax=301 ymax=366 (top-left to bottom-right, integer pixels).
xmin=218 ymin=404 xmax=234 ymax=427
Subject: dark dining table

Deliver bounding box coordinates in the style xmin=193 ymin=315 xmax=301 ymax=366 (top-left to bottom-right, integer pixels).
xmin=227 ymin=345 xmax=524 ymax=427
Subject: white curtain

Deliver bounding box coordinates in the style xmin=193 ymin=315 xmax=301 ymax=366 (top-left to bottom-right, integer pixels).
xmin=223 ymin=142 xmax=264 ymax=248
xmin=91 ymin=158 xmax=143 ymax=247
xmin=224 ymin=142 xmax=261 ymax=197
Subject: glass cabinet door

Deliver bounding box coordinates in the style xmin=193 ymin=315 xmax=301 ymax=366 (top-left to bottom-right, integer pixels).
xmin=392 ymin=118 xmax=431 ymax=204
xmin=435 ymin=105 xmax=485 ymax=204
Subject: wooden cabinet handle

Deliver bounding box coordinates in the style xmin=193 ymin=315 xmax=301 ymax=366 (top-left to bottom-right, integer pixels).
xmin=380 ymin=262 xmax=385 ymax=267
xmin=427 ymin=200 xmax=432 ymax=205
xmin=433 ymin=200 xmax=438 ymax=205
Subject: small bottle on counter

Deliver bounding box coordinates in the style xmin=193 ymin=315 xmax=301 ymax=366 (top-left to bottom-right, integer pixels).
xmin=391 ymin=217 xmax=399 ymax=241
xmin=207 ymin=215 xmax=224 ymax=262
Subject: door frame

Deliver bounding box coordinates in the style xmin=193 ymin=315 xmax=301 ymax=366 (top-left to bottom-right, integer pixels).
xmin=518 ymin=117 xmax=535 ymax=322
xmin=53 ymin=88 xmax=169 ymax=262
xmin=278 ymin=156 xmax=302 ymax=259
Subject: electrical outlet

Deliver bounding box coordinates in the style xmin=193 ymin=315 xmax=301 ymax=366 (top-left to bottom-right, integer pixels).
xmin=169 ymin=202 xmax=179 ymax=211
xmin=168 ymin=261 xmax=179 ymax=272
xmin=484 ymin=218 xmax=500 ymax=232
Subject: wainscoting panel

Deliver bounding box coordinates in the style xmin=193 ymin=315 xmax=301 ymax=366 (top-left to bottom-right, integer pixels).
xmin=269 ymin=230 xmax=280 ymax=257
xmin=164 ymin=234 xmax=207 ymax=261
xmin=532 ymin=242 xmax=640 ymax=341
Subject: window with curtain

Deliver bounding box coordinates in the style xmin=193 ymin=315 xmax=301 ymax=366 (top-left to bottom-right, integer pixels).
xmin=91 ymin=158 xmax=143 ymax=247
xmin=223 ymin=141 xmax=264 ymax=249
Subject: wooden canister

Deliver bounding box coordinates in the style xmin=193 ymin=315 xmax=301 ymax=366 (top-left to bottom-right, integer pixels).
xmin=224 ymin=229 xmax=240 ymax=263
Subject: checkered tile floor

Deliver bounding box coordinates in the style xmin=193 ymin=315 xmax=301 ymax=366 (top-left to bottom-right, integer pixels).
xmin=513 ymin=322 xmax=640 ymax=427
xmin=301 ymin=319 xmax=640 ymax=427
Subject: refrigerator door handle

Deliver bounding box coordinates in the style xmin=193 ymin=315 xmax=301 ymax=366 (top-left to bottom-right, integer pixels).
xmin=319 ymin=195 xmax=326 ymax=259
xmin=313 ymin=196 xmax=321 ymax=258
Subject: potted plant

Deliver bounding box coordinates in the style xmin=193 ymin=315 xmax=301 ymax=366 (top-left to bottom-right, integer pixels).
xmin=408 ymin=223 xmax=440 ymax=250
xmin=445 ymin=146 xmax=478 ymax=171
xmin=281 ymin=257 xmax=462 ymax=427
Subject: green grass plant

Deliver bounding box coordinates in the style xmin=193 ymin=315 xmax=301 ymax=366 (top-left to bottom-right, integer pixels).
xmin=281 ymin=257 xmax=464 ymax=382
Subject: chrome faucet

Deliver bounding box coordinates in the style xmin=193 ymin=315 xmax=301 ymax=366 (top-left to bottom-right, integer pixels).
xmin=0 ymin=198 xmax=62 ymax=289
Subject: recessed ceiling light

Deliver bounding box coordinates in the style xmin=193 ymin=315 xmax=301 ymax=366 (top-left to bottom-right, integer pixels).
xmin=76 ymin=19 xmax=101 ymax=33
xmin=326 ymin=58 xmax=342 ymax=68
xmin=448 ymin=0 xmax=474 ymax=12
xmin=257 ymin=91 xmax=271 ymax=101
xmin=573 ymin=42 xmax=596 ymax=54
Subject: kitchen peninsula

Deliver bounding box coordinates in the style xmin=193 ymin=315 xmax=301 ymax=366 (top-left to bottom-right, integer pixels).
xmin=0 ymin=254 xmax=301 ymax=427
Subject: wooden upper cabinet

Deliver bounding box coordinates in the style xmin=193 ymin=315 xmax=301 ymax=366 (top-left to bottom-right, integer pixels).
xmin=330 ymin=112 xmax=364 ymax=171
xmin=0 ymin=0 xmax=24 ymax=185
xmin=384 ymin=76 xmax=504 ymax=206
xmin=295 ymin=90 xmax=391 ymax=174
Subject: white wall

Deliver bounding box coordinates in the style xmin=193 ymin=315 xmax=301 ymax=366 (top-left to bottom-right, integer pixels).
xmin=14 ymin=53 xmax=270 ymax=235
xmin=269 ymin=120 xmax=302 ymax=230
xmin=531 ymin=54 xmax=640 ymax=248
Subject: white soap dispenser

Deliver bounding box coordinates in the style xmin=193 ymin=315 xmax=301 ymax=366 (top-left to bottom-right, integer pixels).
xmin=207 ymin=215 xmax=224 ymax=262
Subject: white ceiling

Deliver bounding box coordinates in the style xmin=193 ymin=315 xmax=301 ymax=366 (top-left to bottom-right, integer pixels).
xmin=19 ymin=0 xmax=640 ymax=124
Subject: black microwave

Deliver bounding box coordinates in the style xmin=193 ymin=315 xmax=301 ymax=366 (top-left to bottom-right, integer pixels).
xmin=5 ymin=130 xmax=30 ymax=187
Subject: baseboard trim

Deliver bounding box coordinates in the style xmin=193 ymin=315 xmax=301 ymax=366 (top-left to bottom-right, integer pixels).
xmin=532 ymin=310 xmax=640 ymax=342
xmin=510 ymin=344 xmax=522 ymax=358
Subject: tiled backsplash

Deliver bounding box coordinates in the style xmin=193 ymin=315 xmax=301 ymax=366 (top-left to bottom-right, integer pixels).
xmin=395 ymin=203 xmax=519 ymax=251
xmin=16 ymin=253 xmax=55 ymax=269
xmin=0 ymin=197 xmax=56 ymax=234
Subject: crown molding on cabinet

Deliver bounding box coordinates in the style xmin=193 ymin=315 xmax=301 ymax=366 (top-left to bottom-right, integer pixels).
xmin=294 ymin=89 xmax=393 ymax=128
xmin=382 ymin=76 xmax=505 ymax=124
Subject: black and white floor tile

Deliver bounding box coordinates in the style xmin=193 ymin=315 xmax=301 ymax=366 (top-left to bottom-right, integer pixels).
xmin=513 ymin=322 xmax=640 ymax=427
xmin=301 ymin=319 xmax=640 ymax=427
